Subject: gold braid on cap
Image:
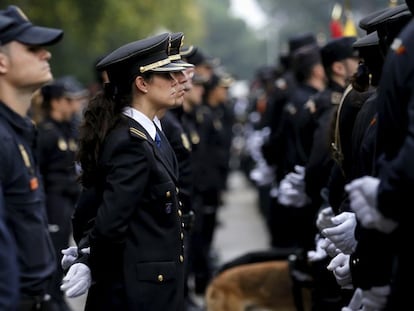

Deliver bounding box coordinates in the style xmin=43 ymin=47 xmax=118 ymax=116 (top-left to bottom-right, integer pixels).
xmin=139 ymin=58 xmax=171 ymax=73
xmin=169 ymin=54 xmax=181 ymax=61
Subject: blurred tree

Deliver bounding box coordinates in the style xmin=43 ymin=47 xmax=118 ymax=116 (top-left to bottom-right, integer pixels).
xmin=195 ymin=0 xmax=267 ymax=80
xmin=3 ymin=0 xmax=204 ymax=86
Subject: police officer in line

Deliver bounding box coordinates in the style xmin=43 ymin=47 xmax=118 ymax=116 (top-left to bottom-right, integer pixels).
xmin=298 ymin=36 xmax=359 ymax=311
xmin=0 ymin=5 xmax=64 ymax=311
xmin=0 ymin=13 xmax=19 ymax=311
xmin=158 ymin=32 xmax=203 ymax=311
xmin=319 ymin=4 xmax=413 ymax=310
xmin=35 ymin=76 xmax=88 ymax=311
xmin=339 ymin=3 xmax=414 ymax=309
xmin=260 ymin=33 xmax=319 ymax=249
xmin=328 ymin=4 xmax=412 ymax=310
xmin=61 ymin=33 xmax=189 ymax=310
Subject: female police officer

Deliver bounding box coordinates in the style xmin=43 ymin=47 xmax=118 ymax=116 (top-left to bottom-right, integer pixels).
xmin=61 ymin=33 xmax=188 ymax=311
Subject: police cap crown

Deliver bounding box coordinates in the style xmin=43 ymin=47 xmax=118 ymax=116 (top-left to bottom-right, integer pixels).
xmin=360 ymin=4 xmax=409 ymax=34
xmin=0 ymin=15 xmax=13 ymax=31
xmin=0 ymin=5 xmax=63 ymax=46
xmin=321 ymin=36 xmax=358 ymax=69
xmin=169 ymin=32 xmax=194 ymax=68
xmin=96 ymin=33 xmax=186 ymax=87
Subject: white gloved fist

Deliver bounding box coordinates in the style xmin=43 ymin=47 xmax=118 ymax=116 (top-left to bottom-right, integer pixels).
xmin=322 ymin=212 xmax=357 ymax=254
xmin=60 ymin=263 xmax=91 ymax=298
xmin=345 ymin=177 xmax=398 ymax=233
xmin=277 ymin=168 xmax=309 ymax=208
xmin=341 ymin=288 xmax=363 ymax=311
xmin=61 ymin=246 xmax=90 ymax=270
xmin=307 ymin=237 xmax=328 ymax=262
xmin=285 ymin=165 xmax=305 ymax=186
xmin=361 ymin=285 xmax=390 ymax=310
xmin=320 ymin=237 xmax=341 ymax=257
xmin=327 ymin=253 xmax=352 ymax=288
xmin=316 ymin=206 xmax=335 ymax=231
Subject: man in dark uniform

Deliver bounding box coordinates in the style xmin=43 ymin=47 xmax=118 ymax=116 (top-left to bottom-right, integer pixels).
xmin=159 ymin=32 xmax=202 ymax=311
xmin=0 ymin=5 xmax=63 ymax=310
xmin=346 ymin=2 xmax=414 ymax=308
xmin=36 ymin=76 xmax=88 ymax=311
xmin=303 ymin=36 xmax=359 ymax=311
xmin=0 ymin=12 xmax=19 ymax=311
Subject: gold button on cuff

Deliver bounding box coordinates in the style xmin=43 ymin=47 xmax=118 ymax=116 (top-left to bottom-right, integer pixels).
xmin=158 ymin=274 xmax=164 ymax=282
xmin=179 ymin=255 xmax=184 ymax=263
xmin=166 ymin=191 xmax=171 ymax=198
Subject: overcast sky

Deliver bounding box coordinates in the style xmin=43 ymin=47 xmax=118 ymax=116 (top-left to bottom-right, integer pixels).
xmin=229 ymin=0 xmax=267 ymax=30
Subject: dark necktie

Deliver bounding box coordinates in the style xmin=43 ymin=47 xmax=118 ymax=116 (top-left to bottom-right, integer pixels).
xmin=155 ymin=131 xmax=161 ymax=148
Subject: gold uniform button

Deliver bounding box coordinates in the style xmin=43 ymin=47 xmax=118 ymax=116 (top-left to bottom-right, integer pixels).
xmin=158 ymin=274 xmax=164 ymax=282
xmin=179 ymin=255 xmax=184 ymax=263
xmin=180 ymin=232 xmax=184 ymax=240
xmin=166 ymin=191 xmax=171 ymax=198
xmin=179 ymin=201 xmax=183 ymax=207
xmin=178 ymin=210 xmax=182 ymax=217
xmin=181 ymin=222 xmax=185 ymax=228
xmin=176 ymin=187 xmax=179 ymax=193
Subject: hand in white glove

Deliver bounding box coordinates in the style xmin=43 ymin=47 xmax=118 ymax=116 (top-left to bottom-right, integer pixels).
xmin=322 ymin=212 xmax=357 ymax=254
xmin=345 ymin=177 xmax=398 ymax=233
xmin=327 ymin=253 xmax=352 ymax=288
xmin=285 ymin=165 xmax=305 ymax=186
xmin=61 ymin=246 xmax=90 ymax=270
xmin=307 ymin=237 xmax=328 ymax=262
xmin=341 ymin=288 xmax=363 ymax=311
xmin=316 ymin=206 xmax=335 ymax=231
xmin=320 ymin=237 xmax=341 ymax=257
xmin=277 ymin=168 xmax=309 ymax=208
xmin=361 ymin=285 xmax=390 ymax=310
xmin=60 ymin=263 xmax=91 ymax=298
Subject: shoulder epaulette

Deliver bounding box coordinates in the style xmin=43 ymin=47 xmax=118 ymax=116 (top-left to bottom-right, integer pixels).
xmin=129 ymin=127 xmax=147 ymax=140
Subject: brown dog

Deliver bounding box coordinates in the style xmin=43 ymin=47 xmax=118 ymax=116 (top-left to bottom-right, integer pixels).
xmin=205 ymin=260 xmax=298 ymax=311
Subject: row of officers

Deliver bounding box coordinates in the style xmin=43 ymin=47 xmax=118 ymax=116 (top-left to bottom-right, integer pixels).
xmin=0 ymin=4 xmax=235 ymax=311
xmin=242 ymin=0 xmax=414 ymax=310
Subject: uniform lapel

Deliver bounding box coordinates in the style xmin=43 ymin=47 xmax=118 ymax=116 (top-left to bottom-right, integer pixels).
xmin=127 ymin=118 xmax=178 ymax=182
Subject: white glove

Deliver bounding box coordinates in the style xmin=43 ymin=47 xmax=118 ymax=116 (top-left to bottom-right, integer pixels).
xmin=345 ymin=177 xmax=398 ymax=233
xmin=322 ymin=212 xmax=357 ymax=254
xmin=327 ymin=253 xmax=352 ymax=288
xmin=361 ymin=285 xmax=390 ymax=310
xmin=285 ymin=165 xmax=305 ymax=186
xmin=307 ymin=237 xmax=328 ymax=262
xmin=277 ymin=166 xmax=309 ymax=208
xmin=316 ymin=206 xmax=335 ymax=231
xmin=60 ymin=263 xmax=91 ymax=298
xmin=320 ymin=237 xmax=341 ymax=257
xmin=341 ymin=288 xmax=363 ymax=311
xmin=61 ymin=246 xmax=90 ymax=270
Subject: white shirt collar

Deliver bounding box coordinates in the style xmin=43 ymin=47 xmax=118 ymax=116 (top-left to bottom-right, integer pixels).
xmin=122 ymin=107 xmax=156 ymax=140
xmin=153 ymin=115 xmax=162 ymax=131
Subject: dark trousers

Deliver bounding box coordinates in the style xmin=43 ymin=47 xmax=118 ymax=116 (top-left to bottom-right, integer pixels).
xmin=18 ymin=295 xmax=51 ymax=311
xmin=46 ymin=193 xmax=75 ymax=307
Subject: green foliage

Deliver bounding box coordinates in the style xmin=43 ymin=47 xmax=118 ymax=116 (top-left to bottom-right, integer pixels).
xmin=2 ymin=0 xmax=203 ymax=86
xmin=195 ymin=0 xmax=267 ymax=80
